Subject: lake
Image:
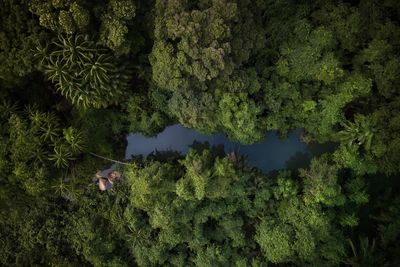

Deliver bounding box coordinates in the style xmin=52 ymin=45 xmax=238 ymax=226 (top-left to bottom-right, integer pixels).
xmin=125 ymin=124 xmax=314 ymax=172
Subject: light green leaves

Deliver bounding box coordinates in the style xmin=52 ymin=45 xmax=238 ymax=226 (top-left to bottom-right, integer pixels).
xmin=300 ymin=155 xmax=345 ymax=207
xmin=70 ymin=2 xmax=90 ymax=30
xmin=5 ymin=103 xmax=85 ymax=169
xmin=179 ymin=150 xmax=213 ymax=200
xmin=218 ymin=92 xmax=264 ymax=143
xmin=29 ymin=0 xmax=90 ymax=34
xmin=302 ymin=100 xmax=317 ymax=112
xmin=63 ymin=127 xmax=85 ymax=153
xmin=256 ymin=221 xmax=292 ymax=263
xmin=100 ymin=0 xmax=136 ymax=52
xmin=51 ymin=177 xmax=73 ymax=197
xmin=48 ymin=144 xmax=74 ymax=168
xmin=272 ymin=171 xmax=298 ymax=200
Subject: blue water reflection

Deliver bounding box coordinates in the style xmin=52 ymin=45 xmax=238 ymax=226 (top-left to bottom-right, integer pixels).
xmin=125 ymin=124 xmax=311 ymax=172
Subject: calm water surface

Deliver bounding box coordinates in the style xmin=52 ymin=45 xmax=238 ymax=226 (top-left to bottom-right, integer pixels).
xmin=125 ymin=124 xmax=313 ymax=172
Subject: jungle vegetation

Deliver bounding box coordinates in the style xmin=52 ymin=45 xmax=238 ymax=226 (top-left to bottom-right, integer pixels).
xmin=0 ymin=0 xmax=399 ymax=266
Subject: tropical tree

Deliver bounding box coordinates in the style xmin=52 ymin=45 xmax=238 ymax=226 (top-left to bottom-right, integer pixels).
xmin=99 ymin=0 xmax=136 ymax=53
xmin=63 ymin=127 xmax=85 ymax=153
xmin=36 ymin=34 xmax=130 ymax=108
xmin=29 ymin=0 xmax=90 ymax=34
xmin=48 ymin=144 xmax=75 ymax=168
xmin=40 ymin=113 xmax=61 ymax=142
xmin=338 ymin=114 xmax=374 ymax=150
xmin=345 ymin=236 xmax=377 ymax=267
xmin=0 ymin=0 xmax=47 ymax=82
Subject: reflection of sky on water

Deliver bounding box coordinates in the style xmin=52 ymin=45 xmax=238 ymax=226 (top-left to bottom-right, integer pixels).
xmin=125 ymin=124 xmax=311 ymax=172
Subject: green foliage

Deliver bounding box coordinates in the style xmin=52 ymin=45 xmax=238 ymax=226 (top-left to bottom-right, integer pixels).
xmin=151 ymin=0 xmax=264 ymax=90
xmin=37 ymin=34 xmax=130 ymax=108
xmin=126 ymin=93 xmax=171 ymax=136
xmin=109 ymin=148 xmax=366 ymax=265
xmin=218 ymin=92 xmax=264 ymax=143
xmin=344 ymin=177 xmax=369 ymax=206
xmin=338 ymin=114 xmax=374 ymax=150
xmin=272 ymin=171 xmax=298 ymax=200
xmin=354 ymin=38 xmax=400 ymax=98
xmin=300 ymin=155 xmax=345 ymax=206
xmin=256 ymin=191 xmax=347 ymax=265
xmin=1 ymin=100 xmax=86 ymax=191
xmin=149 ymin=0 xmax=267 ymax=142
xmin=122 ymin=148 xmax=254 ymax=265
xmin=0 ymin=0 xmax=47 ymax=81
xmin=256 ymin=222 xmax=292 ymax=263
xmin=63 ymin=127 xmax=85 ymax=153
xmin=1 ymin=0 xmax=400 ymax=266
xmin=99 ymin=0 xmax=136 ymax=53
xmin=168 ymin=90 xmax=218 ymax=134
xmin=0 ymin=196 xmax=86 ymax=266
xmin=29 ymin=0 xmax=90 ymax=34
xmin=49 ymin=144 xmax=75 ymax=168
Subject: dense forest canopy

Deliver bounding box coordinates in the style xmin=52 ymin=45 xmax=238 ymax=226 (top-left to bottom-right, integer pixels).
xmin=0 ymin=0 xmax=399 ymax=266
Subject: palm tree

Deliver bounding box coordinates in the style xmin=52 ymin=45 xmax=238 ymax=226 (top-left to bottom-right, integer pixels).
xmin=52 ymin=177 xmax=72 ymax=196
xmin=40 ymin=113 xmax=61 ymax=143
xmin=81 ymin=54 xmax=115 ymax=88
xmin=338 ymin=114 xmax=374 ymax=150
xmin=63 ymin=127 xmax=85 ymax=153
xmin=52 ymin=34 xmax=94 ymax=65
xmin=33 ymin=146 xmax=47 ymax=164
xmin=44 ymin=34 xmax=123 ymax=108
xmin=0 ymin=100 xmax=19 ymax=118
xmin=48 ymin=144 xmax=74 ymax=168
xmin=44 ymin=55 xmax=73 ymax=85
xmin=345 ymin=236 xmax=376 ymax=267
xmin=34 ymin=42 xmax=51 ymax=67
